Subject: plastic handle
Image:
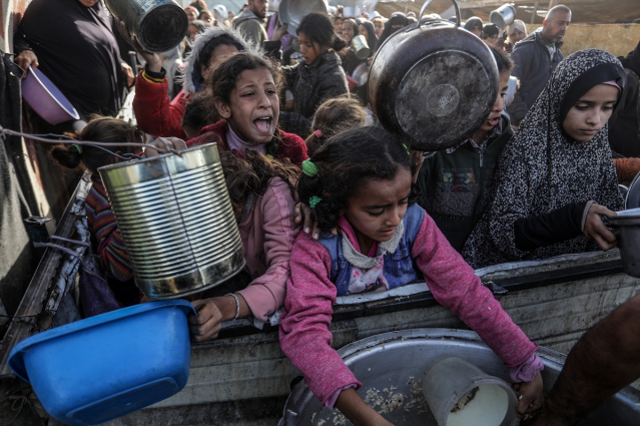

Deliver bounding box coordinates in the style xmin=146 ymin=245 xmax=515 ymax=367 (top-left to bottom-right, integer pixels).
xmin=419 ymin=0 xmax=462 ymax=27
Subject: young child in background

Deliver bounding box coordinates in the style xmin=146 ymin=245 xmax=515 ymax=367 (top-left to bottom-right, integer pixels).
xmin=51 ymin=117 xmax=144 ymax=307
xmin=187 ymin=51 xmax=308 ymax=167
xmin=181 ymin=91 xmax=214 ymax=140
xmin=305 ymin=96 xmax=366 ymax=156
xmin=279 ymin=12 xmax=349 ymax=138
xmin=279 ymin=127 xmax=544 ymax=425
xmin=188 ymin=150 xmax=300 ymax=341
xmin=416 ymin=46 xmax=515 ymax=252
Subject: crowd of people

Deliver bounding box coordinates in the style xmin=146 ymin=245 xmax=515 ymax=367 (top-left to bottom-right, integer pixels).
xmin=11 ymin=0 xmax=640 ymax=424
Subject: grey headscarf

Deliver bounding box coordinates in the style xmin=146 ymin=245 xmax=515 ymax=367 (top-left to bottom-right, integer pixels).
xmin=462 ymin=49 xmax=626 ymax=268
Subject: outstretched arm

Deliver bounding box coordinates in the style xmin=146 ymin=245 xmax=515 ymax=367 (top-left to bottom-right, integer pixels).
xmin=530 ymin=294 xmax=640 ymax=426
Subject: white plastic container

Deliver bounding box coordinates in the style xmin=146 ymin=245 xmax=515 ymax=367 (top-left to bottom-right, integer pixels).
xmin=423 ymin=357 xmax=518 ymax=426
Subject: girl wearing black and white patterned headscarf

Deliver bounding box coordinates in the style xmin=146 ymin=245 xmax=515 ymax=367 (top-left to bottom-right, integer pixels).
xmin=462 ymin=49 xmax=626 ymax=268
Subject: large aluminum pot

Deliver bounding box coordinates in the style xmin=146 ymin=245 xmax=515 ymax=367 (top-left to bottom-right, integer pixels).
xmin=369 ymin=0 xmax=499 ymax=151
xmin=279 ymin=0 xmax=329 ymax=36
xmin=98 ymin=143 xmax=245 ymax=299
xmin=280 ymin=329 xmax=640 ymax=425
xmin=104 ymin=0 xmax=188 ymax=53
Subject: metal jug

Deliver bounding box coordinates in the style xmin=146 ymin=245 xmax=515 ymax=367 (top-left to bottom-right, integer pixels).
xmin=369 ymin=0 xmax=499 ymax=151
xmin=104 ymin=0 xmax=188 ymax=53
xmin=98 ymin=143 xmax=245 ymax=299
xmin=351 ymin=35 xmax=371 ymax=60
xmin=490 ymin=4 xmax=516 ymax=29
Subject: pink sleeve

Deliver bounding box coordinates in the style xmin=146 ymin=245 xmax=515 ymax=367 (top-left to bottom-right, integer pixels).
xmin=237 ymin=179 xmax=299 ymax=321
xmin=279 ymin=232 xmax=362 ymax=406
xmin=412 ymin=212 xmax=538 ymax=368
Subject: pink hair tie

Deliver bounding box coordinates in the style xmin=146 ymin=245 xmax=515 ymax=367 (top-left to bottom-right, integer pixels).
xmin=602 ymin=80 xmax=621 ymax=90
xmin=185 ymin=5 xmax=197 ymax=12
xmin=313 ymin=130 xmax=323 ymax=138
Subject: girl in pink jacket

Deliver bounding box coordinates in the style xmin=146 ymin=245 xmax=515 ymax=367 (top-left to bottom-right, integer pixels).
xmin=279 ymin=127 xmax=544 ymax=425
xmin=186 ymin=150 xmax=301 ymax=341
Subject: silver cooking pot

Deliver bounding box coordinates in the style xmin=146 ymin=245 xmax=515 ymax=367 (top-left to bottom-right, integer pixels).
xmin=280 ymin=329 xmax=640 ymax=425
xmin=104 ymin=0 xmax=188 ymax=53
xmin=369 ymin=0 xmax=499 ymax=151
xmin=98 ymin=143 xmax=245 ymax=299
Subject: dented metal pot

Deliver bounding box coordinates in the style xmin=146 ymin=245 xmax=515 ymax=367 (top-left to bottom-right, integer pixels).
xmin=104 ymin=0 xmax=188 ymax=53
xmin=369 ymin=0 xmax=499 ymax=151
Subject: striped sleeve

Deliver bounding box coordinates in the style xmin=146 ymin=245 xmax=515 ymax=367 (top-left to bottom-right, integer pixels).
xmin=85 ymin=179 xmax=135 ymax=282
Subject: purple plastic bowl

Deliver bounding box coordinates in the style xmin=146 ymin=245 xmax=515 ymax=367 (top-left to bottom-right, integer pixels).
xmin=22 ymin=66 xmax=80 ymax=125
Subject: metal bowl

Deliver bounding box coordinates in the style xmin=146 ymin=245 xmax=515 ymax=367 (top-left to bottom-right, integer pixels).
xmin=22 ymin=66 xmax=80 ymax=125
xmin=280 ymin=329 xmax=640 ymax=425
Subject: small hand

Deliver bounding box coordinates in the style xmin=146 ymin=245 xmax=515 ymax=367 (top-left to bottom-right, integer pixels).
xmin=143 ymin=137 xmax=187 ymax=157
xmin=188 ymin=299 xmax=224 ymax=342
xmin=115 ymin=17 xmax=162 ymax=72
xmin=121 ymin=62 xmax=135 ymax=86
xmin=512 ymin=372 xmax=544 ymax=419
xmin=584 ymin=203 xmax=617 ymax=251
xmin=15 ymin=50 xmax=39 ymax=78
xmin=293 ymin=202 xmax=338 ymax=240
xmin=272 ymin=21 xmax=288 ymax=41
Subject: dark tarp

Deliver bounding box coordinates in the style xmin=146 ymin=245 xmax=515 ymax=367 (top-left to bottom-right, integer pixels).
xmin=0 ymin=51 xmax=38 ymax=316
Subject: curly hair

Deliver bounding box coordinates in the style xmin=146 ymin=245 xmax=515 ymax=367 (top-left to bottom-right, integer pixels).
xmin=220 ymin=150 xmax=299 ymax=219
xmin=206 ymin=51 xmax=285 ymax=157
xmin=298 ymin=127 xmax=421 ymax=232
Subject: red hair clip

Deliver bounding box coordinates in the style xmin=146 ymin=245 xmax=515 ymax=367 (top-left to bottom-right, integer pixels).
xmin=313 ymin=130 xmax=323 ymax=138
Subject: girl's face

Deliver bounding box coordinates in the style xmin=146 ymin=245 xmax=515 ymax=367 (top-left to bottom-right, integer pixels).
xmin=343 ymin=169 xmax=412 ymax=253
xmin=562 ymin=83 xmax=619 ymax=142
xmin=358 ymin=24 xmax=368 ymax=41
xmin=298 ymin=32 xmax=327 ymax=65
xmin=335 ymin=18 xmax=343 ymax=34
xmin=342 ymin=21 xmax=355 ymax=43
xmin=185 ymin=8 xmax=198 ymax=23
xmin=509 ymin=28 xmax=526 ymax=44
xmin=215 ymin=68 xmax=280 ymax=144
xmin=200 ymin=44 xmax=239 ymax=79
xmin=373 ymin=19 xmax=384 ymax=37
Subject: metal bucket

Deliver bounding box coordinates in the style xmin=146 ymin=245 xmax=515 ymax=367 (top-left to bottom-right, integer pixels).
xmin=98 ymin=143 xmax=245 ymax=299
xmin=104 ymin=0 xmax=188 ymax=53
xmin=490 ymin=4 xmax=516 ymax=28
xmin=351 ymin=35 xmax=371 ymax=60
xmin=280 ymin=329 xmax=640 ymax=425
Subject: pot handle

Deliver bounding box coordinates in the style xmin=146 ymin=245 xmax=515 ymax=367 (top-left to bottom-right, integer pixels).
xmin=419 ymin=0 xmax=461 ymax=27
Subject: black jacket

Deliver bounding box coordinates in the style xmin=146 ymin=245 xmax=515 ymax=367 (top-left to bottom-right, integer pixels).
xmin=279 ymin=51 xmax=349 ymax=137
xmin=507 ymin=32 xmax=563 ymax=123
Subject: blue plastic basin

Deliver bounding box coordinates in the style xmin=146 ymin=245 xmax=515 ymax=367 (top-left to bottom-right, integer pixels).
xmin=8 ymin=300 xmax=195 ymax=426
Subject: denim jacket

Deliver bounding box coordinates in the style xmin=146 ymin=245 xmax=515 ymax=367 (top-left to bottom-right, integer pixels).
xmin=316 ymin=204 xmax=425 ymax=296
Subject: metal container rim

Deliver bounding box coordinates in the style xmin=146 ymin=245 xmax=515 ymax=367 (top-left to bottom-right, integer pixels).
xmin=97 ymin=142 xmax=219 ymax=173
